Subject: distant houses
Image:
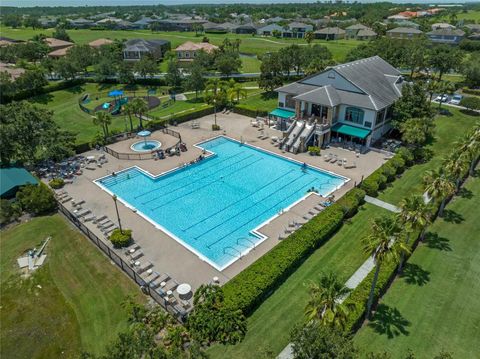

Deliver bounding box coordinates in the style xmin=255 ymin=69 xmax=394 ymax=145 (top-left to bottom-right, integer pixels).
xmin=386 ymin=27 xmax=423 ymax=39
xmin=175 ymin=41 xmax=218 ymax=61
xmin=427 ymin=28 xmax=465 ymax=44
xmin=345 ymin=24 xmax=377 ymax=40
xmin=314 ymin=27 xmax=346 ymax=40
xmin=122 ymin=39 xmax=171 ymax=61
xmin=88 ymin=38 xmax=114 ymax=49
xmin=283 ymin=22 xmax=314 ymax=38
xmin=45 ymin=37 xmax=74 ymax=58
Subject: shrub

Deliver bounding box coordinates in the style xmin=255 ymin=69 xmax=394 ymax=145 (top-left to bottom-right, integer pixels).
xmin=381 ymin=162 xmax=397 ymax=182
xmin=16 ymin=183 xmax=56 ymax=215
xmin=389 ymin=154 xmax=406 ymax=174
xmin=360 ymin=176 xmax=380 ymax=197
xmin=233 ymin=105 xmax=269 ymax=118
xmin=0 ymin=199 xmax=22 ymax=225
xmin=48 ymin=178 xmax=65 ymax=189
xmin=308 ymin=146 xmax=320 ymax=155
xmin=223 ymin=188 xmax=366 ymax=315
xmin=212 ymin=124 xmax=221 ymax=131
xmin=397 ymin=147 xmax=414 ymax=166
xmin=109 ymin=229 xmax=132 ymax=248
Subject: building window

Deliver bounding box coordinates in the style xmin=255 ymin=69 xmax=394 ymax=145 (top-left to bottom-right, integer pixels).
xmin=279 ymin=102 xmax=285 ymax=108
xmin=185 ymin=52 xmax=189 ymax=58
xmin=364 ymin=121 xmax=372 ymax=128
xmin=285 ymin=94 xmax=296 ymax=109
xmin=345 ymin=107 xmax=364 ymax=125
xmin=376 ymin=109 xmax=386 ymax=125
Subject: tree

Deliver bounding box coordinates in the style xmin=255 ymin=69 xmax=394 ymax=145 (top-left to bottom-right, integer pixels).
xmin=459 ymin=96 xmax=480 ymax=112
xmin=66 ymin=45 xmax=95 ymax=74
xmin=399 ymin=117 xmax=435 ymax=149
xmin=226 ymin=79 xmax=247 ymax=104
xmin=122 ymin=102 xmax=136 ymax=132
xmin=15 ymin=68 xmax=48 ymax=93
xmin=455 ymin=125 xmax=480 ymax=176
xmin=291 ymin=322 xmax=357 ymax=359
xmin=165 ymin=58 xmax=182 ymax=88
xmin=52 ymin=26 xmax=72 ymax=42
xmin=117 ymin=62 xmax=135 ymax=84
xmin=461 ymin=54 xmax=480 ymax=87
xmin=16 ymin=183 xmax=57 ymax=215
xmin=187 ymin=284 xmax=247 ymax=345
xmin=92 ymin=111 xmax=112 ymax=139
xmin=259 ymin=52 xmax=284 ymax=92
xmin=304 ymin=31 xmax=314 ymax=44
xmin=363 ymin=215 xmax=408 ymax=318
xmin=131 ymin=98 xmax=148 ymax=129
xmin=403 ymin=37 xmax=429 ymax=78
xmin=435 ymin=81 xmax=455 ymax=110
xmin=444 ymin=151 xmax=469 ymax=191
xmin=184 ymin=62 xmax=206 ymax=99
xmin=214 ymin=51 xmax=242 ymax=77
xmin=304 ymin=272 xmax=351 ymax=330
xmin=397 ymin=195 xmax=432 ymax=271
xmin=53 ymin=57 xmax=79 ymax=80
xmin=3 ymin=14 xmax=22 ymax=28
xmin=393 ymin=82 xmax=432 ymax=124
xmin=24 ymin=16 xmax=40 ymax=30
xmin=423 ymin=169 xmax=456 ymax=217
xmin=428 ymin=45 xmax=462 ymax=81
xmin=133 ymin=56 xmax=157 ymax=79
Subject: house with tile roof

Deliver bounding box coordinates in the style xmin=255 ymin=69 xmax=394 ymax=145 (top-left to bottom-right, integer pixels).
xmin=345 ymin=23 xmax=377 ymax=40
xmin=175 ymin=41 xmax=219 ymax=61
xmin=273 ymin=56 xmax=404 ymax=149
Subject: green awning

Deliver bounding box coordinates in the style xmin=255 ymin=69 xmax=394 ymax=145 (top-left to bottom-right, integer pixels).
xmin=269 ymin=108 xmax=295 ymax=119
xmin=331 ymin=123 xmax=371 ymax=139
xmin=0 ymin=167 xmax=38 ymax=198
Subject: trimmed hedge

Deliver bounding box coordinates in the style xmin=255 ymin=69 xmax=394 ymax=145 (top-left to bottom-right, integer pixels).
xmin=462 ymin=87 xmax=480 ymax=96
xmin=233 ymin=105 xmax=269 ymax=118
xmin=223 ymin=188 xmax=365 ymax=315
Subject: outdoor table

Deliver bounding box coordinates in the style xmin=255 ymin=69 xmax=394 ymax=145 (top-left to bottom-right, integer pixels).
xmin=146 ymin=269 xmax=153 ymax=275
xmin=129 ymin=249 xmax=136 ymax=254
xmin=213 ymin=276 xmax=219 ymax=284
xmin=177 ymin=283 xmax=192 ymax=299
xmin=134 ymin=261 xmax=140 ymax=266
xmin=160 ymin=281 xmax=167 ymax=287
xmin=166 ymin=290 xmax=173 ymax=296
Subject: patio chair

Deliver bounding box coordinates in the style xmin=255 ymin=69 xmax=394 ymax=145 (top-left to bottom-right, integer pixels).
xmin=130 ymin=250 xmax=144 ymax=261
xmin=61 ymin=196 xmax=72 ymax=203
xmin=100 ymin=222 xmax=115 ymax=231
xmin=74 ymin=209 xmax=91 ymax=218
xmin=174 ymin=303 xmax=187 ymax=317
xmin=136 ymin=261 xmax=153 ymax=274
xmin=97 ymin=218 xmax=111 ymax=228
xmin=143 ymin=270 xmax=160 ymax=282
xmin=72 ymin=199 xmax=85 ymax=207
xmin=93 ymin=215 xmax=107 ymax=224
xmin=124 ymin=244 xmax=140 ymax=255
xmin=83 ymin=213 xmax=96 ymax=222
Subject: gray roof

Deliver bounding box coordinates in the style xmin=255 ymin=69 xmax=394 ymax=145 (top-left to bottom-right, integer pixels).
xmin=427 ymin=28 xmax=465 ymax=36
xmin=345 ymin=23 xmax=369 ymax=30
xmin=465 ymin=24 xmax=480 ymax=32
xmin=314 ymin=27 xmax=346 ymax=35
xmin=124 ymin=39 xmax=170 ymax=52
xmin=357 ymin=29 xmax=377 ymax=37
xmin=257 ymin=23 xmax=284 ymax=32
xmin=387 ymin=27 xmax=423 ymax=34
xmin=277 ymin=56 xmax=403 ymax=110
xmin=133 ymin=17 xmax=156 ymax=25
xmin=288 ymin=22 xmax=312 ymax=28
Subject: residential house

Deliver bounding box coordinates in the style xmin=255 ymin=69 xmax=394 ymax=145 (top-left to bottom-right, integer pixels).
xmin=175 ymin=41 xmax=218 ymax=61
xmin=123 ymin=39 xmax=171 ymax=61
xmin=88 ymin=38 xmax=114 ymax=49
xmin=0 ymin=37 xmax=23 ymax=47
xmin=0 ymin=62 xmax=25 ymax=80
xmin=431 ymin=23 xmax=456 ymax=31
xmin=390 ymin=20 xmax=421 ymax=29
xmin=464 ymin=24 xmax=480 ymax=33
xmin=48 ymin=47 xmax=72 ymax=58
xmin=282 ymin=22 xmax=314 ymax=38
xmin=133 ymin=17 xmax=156 ymax=30
xmin=153 ymin=19 xmax=207 ymax=32
xmin=116 ymin=20 xmax=134 ymax=30
xmin=68 ymin=18 xmax=95 ymax=28
xmin=314 ymin=27 xmax=346 ymax=40
xmin=45 ymin=37 xmax=74 ymax=57
xmin=203 ymin=22 xmax=229 ymax=33
xmin=345 ymin=24 xmax=377 ymax=40
xmin=427 ymin=28 xmax=465 ymax=44
xmin=38 ymin=17 xmax=57 ymax=28
xmin=234 ymin=24 xmax=257 ymax=34
xmin=257 ymin=23 xmax=284 ymax=36
xmin=273 ymin=56 xmax=404 ymax=150
xmin=386 ymin=27 xmax=423 ymax=39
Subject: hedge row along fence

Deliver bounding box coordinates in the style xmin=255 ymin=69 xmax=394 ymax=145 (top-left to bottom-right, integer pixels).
xmin=223 ymin=147 xmax=415 ymax=315
xmin=343 ymin=156 xmax=478 ymax=333
xmin=462 ymin=87 xmax=480 ymax=96
xmin=233 ymin=105 xmax=269 ymax=118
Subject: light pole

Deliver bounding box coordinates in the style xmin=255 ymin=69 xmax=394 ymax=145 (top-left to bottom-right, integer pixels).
xmin=213 ymin=98 xmax=217 ymax=128
xmin=112 ymin=195 xmax=123 ymax=234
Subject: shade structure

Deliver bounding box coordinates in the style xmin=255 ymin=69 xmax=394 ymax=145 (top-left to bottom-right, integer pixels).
xmin=269 ymin=108 xmax=295 ymax=119
xmin=137 ymin=130 xmax=151 ymax=137
xmin=331 ymin=123 xmax=371 ymax=139
xmin=108 ymin=89 xmax=124 ymax=97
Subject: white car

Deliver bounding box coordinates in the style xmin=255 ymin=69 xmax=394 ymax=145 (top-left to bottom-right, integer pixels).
xmin=435 ymin=94 xmax=449 ymax=103
xmin=450 ymin=94 xmax=463 ymax=105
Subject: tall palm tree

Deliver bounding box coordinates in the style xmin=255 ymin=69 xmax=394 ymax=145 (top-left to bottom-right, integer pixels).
xmin=131 ymin=98 xmax=148 ymax=129
xmin=227 ymin=81 xmax=247 ymax=104
xmin=205 ymin=78 xmax=222 ymax=96
xmin=123 ymin=102 xmax=135 ymax=132
xmin=444 ymin=151 xmax=469 ymax=192
xmin=363 ymin=215 xmax=409 ymax=319
xmin=455 ymin=125 xmax=480 ymax=176
xmin=304 ymin=272 xmax=351 ymax=330
xmin=92 ymin=111 xmax=112 ymax=139
xmin=423 ymin=169 xmax=456 ymax=217
xmin=397 ymin=195 xmax=432 ymax=272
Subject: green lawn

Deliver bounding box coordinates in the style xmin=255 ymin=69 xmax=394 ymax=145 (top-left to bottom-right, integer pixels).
xmin=378 ymin=108 xmax=479 ymax=205
xmin=240 ymin=56 xmax=262 ymax=73
xmin=440 ymin=9 xmax=480 ymax=22
xmin=207 ymin=204 xmax=388 ymax=358
xmin=354 ymin=174 xmax=480 ymax=358
xmin=236 ymin=91 xmax=279 ymax=112
xmin=0 ymin=26 xmax=359 ymax=61
xmin=0 ymin=215 xmax=145 ymax=358
xmin=207 ymin=108 xmax=479 ymax=358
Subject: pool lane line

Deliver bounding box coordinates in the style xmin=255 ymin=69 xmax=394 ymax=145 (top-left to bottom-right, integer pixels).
xmin=133 ymin=151 xmax=245 ymax=199
xmin=194 ymin=173 xmax=312 ymax=243
xmin=180 ymin=169 xmax=297 ymax=232
xmin=147 ymin=156 xmax=264 ymax=211
xmin=140 ymin=153 xmax=256 ymax=205
xmin=206 ymin=177 xmax=320 ymax=249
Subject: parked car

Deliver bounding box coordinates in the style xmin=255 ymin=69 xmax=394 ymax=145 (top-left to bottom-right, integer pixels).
xmin=449 ymin=94 xmax=463 ymax=105
xmin=435 ymin=94 xmax=449 ymax=103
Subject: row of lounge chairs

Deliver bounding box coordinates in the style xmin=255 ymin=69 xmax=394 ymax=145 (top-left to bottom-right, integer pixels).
xmin=323 ymin=153 xmax=356 ymax=169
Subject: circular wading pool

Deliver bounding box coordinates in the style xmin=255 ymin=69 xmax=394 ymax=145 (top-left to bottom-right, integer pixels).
xmin=130 ymin=140 xmax=161 ymax=152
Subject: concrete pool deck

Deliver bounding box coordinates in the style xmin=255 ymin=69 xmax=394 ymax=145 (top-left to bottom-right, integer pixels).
xmin=60 ymin=113 xmax=389 ymax=290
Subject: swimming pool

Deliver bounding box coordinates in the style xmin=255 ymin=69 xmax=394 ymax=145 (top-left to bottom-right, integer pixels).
xmin=96 ymin=136 xmax=348 ymax=270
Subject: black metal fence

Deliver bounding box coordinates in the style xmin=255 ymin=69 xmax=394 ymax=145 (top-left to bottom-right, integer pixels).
xmin=57 ymin=201 xmax=187 ymax=322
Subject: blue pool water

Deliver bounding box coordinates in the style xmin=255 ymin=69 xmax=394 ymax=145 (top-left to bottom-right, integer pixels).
xmin=97 ymin=137 xmax=347 ymax=270
xmin=131 ymin=140 xmax=161 ymax=152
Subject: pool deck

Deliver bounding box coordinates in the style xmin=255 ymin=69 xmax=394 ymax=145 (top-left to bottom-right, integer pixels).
xmin=60 ymin=113 xmax=389 ymax=290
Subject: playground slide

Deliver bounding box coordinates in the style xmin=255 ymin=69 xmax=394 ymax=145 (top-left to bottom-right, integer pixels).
xmin=283 ymin=121 xmax=305 ymax=151
xmin=291 ymin=122 xmax=315 ymax=154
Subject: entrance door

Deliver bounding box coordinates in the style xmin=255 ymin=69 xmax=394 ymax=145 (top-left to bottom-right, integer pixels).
xmin=311 ymin=104 xmax=321 ymax=117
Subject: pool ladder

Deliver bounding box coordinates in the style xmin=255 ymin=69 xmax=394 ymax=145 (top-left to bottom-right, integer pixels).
xmin=236 ymin=237 xmax=256 ymax=250
xmin=223 ymin=246 xmax=242 ymax=259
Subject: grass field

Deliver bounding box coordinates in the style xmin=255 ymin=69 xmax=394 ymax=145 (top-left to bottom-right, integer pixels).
xmin=0 ymin=26 xmax=360 ymax=62
xmin=440 ymin=9 xmax=480 ymax=22
xmin=207 ymin=108 xmax=479 ymax=359
xmin=236 ymin=91 xmax=279 ymax=112
xmin=354 ymin=173 xmax=480 ymax=358
xmin=0 ymin=215 xmax=145 ymax=358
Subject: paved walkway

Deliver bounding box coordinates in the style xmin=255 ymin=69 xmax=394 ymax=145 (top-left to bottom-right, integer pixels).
xmin=277 ymin=255 xmax=376 ymax=359
xmin=364 ymin=195 xmax=400 ymax=213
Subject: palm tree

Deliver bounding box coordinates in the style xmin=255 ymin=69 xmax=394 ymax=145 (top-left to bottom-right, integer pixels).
xmin=131 ymin=98 xmax=148 ymax=129
xmin=227 ymin=81 xmax=247 ymax=104
xmin=363 ymin=215 xmax=409 ymax=319
xmin=304 ymin=31 xmax=314 ymax=45
xmin=397 ymin=195 xmax=432 ymax=272
xmin=92 ymin=111 xmax=112 ymax=139
xmin=205 ymin=78 xmax=222 ymax=96
xmin=123 ymin=102 xmax=135 ymax=132
xmin=455 ymin=125 xmax=480 ymax=176
xmin=444 ymin=151 xmax=469 ymax=192
xmin=304 ymin=272 xmax=351 ymax=330
xmin=423 ymin=169 xmax=456 ymax=217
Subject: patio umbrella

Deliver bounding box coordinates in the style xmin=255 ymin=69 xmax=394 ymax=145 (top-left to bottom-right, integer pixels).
xmin=108 ymin=90 xmax=124 ymax=104
xmin=137 ymin=130 xmax=151 ymax=145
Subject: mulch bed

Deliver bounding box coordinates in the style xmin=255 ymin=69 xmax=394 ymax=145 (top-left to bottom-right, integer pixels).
xmin=93 ymin=96 xmax=161 ymax=115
